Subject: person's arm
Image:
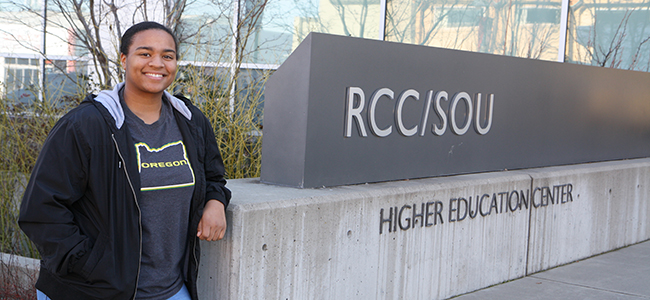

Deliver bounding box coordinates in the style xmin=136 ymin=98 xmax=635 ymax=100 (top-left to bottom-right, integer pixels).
xmin=196 ymin=111 xmax=231 ymax=241
xmin=18 ymin=117 xmax=92 ymax=275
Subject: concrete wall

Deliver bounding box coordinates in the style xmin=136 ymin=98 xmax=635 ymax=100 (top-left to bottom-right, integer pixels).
xmin=199 ymin=158 xmax=650 ymax=300
xmin=527 ymin=160 xmax=650 ymax=273
xmin=0 ymin=252 xmax=39 ymax=294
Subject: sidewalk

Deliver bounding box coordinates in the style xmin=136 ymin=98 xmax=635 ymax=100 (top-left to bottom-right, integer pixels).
xmin=452 ymin=240 xmax=650 ymax=300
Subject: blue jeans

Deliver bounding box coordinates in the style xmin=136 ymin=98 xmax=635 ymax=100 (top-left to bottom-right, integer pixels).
xmin=37 ymin=284 xmax=191 ymax=300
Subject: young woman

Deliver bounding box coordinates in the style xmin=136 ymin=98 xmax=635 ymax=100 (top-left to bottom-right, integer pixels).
xmin=19 ymin=22 xmax=231 ymax=300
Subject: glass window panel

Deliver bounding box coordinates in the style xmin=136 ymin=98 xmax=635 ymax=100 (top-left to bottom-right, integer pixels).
xmin=174 ymin=64 xmax=232 ymax=103
xmin=44 ymin=67 xmax=88 ymax=107
xmin=16 ymin=69 xmax=23 ymax=89
xmin=6 ymin=68 xmax=16 ymax=88
xmin=53 ymin=60 xmax=66 ymax=71
xmin=0 ymin=0 xmax=39 ymax=11
xmin=178 ymin=0 xmax=234 ymax=63
xmin=526 ymin=8 xmax=559 ymax=24
xmin=386 ymin=0 xmax=562 ymax=61
xmin=566 ymin=1 xmax=650 ymax=72
xmin=24 ymin=69 xmax=33 ymax=85
xmin=235 ymin=68 xmax=269 ymax=125
xmin=240 ymin=0 xmax=382 ymax=65
xmin=447 ymin=7 xmax=483 ymax=27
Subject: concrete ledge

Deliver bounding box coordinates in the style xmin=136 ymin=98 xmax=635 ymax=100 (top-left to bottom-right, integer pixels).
xmin=0 ymin=252 xmax=39 ymax=292
xmin=197 ymin=158 xmax=650 ymax=299
xmin=527 ymin=159 xmax=650 ymax=273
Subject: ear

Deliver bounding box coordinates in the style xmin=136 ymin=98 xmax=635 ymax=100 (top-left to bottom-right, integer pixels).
xmin=120 ymin=53 xmax=127 ymax=69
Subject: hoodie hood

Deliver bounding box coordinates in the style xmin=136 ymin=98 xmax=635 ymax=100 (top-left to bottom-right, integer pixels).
xmin=94 ymin=82 xmax=192 ymax=129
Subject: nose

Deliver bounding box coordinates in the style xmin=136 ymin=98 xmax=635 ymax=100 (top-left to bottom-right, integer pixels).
xmin=149 ymin=55 xmax=164 ymax=67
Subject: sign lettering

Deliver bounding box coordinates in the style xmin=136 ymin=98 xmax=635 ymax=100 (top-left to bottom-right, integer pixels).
xmin=379 ymin=183 xmax=574 ymax=234
xmin=345 ymin=87 xmax=495 ymax=138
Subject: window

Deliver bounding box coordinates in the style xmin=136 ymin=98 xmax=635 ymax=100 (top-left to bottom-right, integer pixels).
xmin=526 ymin=8 xmax=560 ymax=24
xmin=446 ymin=7 xmax=483 ymax=27
xmin=4 ymin=57 xmax=39 ymax=93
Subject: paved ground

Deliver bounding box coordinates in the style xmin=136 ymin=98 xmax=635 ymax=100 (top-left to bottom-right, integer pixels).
xmin=452 ymin=240 xmax=650 ymax=300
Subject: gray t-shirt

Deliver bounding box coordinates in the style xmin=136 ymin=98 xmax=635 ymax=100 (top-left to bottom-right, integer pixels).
xmin=123 ymin=96 xmax=195 ymax=300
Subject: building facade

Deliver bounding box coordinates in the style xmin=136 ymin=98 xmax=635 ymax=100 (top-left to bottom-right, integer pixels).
xmin=1 ymin=0 xmax=649 ymax=103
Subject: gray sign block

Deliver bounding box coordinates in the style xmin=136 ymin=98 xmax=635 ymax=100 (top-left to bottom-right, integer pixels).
xmin=260 ymin=32 xmax=650 ymax=188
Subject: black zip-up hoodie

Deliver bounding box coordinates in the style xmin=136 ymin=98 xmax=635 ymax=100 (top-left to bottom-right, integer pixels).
xmin=19 ymin=83 xmax=231 ymax=300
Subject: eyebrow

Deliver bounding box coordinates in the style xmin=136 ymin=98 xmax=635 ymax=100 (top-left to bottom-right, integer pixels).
xmin=134 ymin=46 xmax=176 ymax=54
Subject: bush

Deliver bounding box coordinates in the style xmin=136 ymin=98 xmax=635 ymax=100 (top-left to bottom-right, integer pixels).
xmin=0 ymin=95 xmax=67 ymax=259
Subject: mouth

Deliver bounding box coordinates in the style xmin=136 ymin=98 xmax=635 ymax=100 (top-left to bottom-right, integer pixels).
xmin=144 ymin=73 xmax=165 ymax=78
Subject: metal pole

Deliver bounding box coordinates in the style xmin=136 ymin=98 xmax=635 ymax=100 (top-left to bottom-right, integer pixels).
xmin=557 ymin=0 xmax=570 ymax=62
xmin=379 ymin=0 xmax=387 ymax=40
xmin=39 ymin=0 xmax=47 ymax=102
xmin=229 ymin=0 xmax=240 ymax=114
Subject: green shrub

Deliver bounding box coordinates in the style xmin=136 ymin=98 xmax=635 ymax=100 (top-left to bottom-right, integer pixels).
xmin=0 ymin=94 xmax=68 ymax=259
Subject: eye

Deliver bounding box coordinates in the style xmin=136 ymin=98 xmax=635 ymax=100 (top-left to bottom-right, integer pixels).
xmin=139 ymin=52 xmax=151 ymax=57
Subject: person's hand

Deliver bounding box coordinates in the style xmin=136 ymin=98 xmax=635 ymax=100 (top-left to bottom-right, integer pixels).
xmin=197 ymin=199 xmax=227 ymax=241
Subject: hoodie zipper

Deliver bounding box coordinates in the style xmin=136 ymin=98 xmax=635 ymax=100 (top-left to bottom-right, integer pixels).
xmin=191 ymin=170 xmax=201 ymax=297
xmin=112 ymin=134 xmax=143 ymax=300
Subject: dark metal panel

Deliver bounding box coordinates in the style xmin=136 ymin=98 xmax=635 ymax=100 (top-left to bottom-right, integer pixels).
xmin=261 ymin=32 xmax=650 ymax=188
xmin=259 ymin=35 xmax=313 ymax=187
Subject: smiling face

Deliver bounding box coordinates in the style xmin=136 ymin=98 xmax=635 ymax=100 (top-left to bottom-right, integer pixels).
xmin=120 ymin=29 xmax=177 ymax=100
